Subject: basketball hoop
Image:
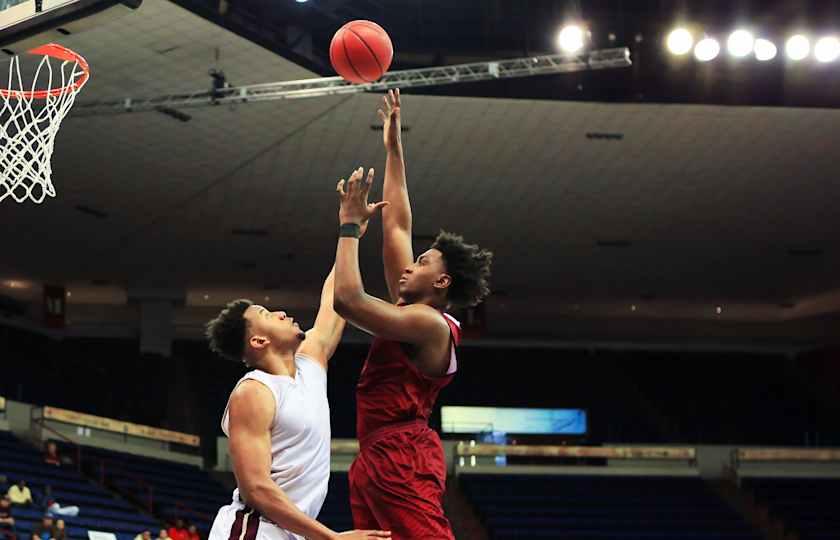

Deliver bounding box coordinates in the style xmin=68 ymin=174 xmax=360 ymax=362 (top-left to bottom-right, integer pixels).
xmin=0 ymin=44 xmax=90 ymax=204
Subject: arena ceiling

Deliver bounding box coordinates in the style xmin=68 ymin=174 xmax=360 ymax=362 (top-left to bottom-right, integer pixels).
xmin=1 ymin=0 xmax=839 ymax=341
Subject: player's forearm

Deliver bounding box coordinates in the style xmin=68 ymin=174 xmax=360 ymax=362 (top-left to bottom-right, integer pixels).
xmin=382 ymin=147 xmax=412 ymax=232
xmin=317 ymin=266 xmax=346 ymax=349
xmin=334 ymin=237 xmax=366 ymax=313
xmin=246 ymin=483 xmax=336 ymax=540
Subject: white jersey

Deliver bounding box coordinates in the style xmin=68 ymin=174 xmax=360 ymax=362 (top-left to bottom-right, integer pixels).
xmin=210 ymin=353 xmax=331 ymax=540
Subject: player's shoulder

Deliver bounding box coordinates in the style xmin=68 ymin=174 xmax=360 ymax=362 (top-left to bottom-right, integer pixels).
xmin=229 ymin=377 xmax=274 ymax=406
xmin=401 ymin=303 xmax=452 ymax=339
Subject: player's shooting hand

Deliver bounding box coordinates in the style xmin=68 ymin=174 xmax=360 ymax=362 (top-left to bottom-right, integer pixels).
xmin=377 ymin=89 xmax=401 ymax=152
xmin=337 ymin=167 xmax=389 ymax=227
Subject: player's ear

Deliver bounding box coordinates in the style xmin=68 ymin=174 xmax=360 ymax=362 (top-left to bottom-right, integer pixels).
xmin=434 ymin=273 xmax=452 ymax=291
xmin=249 ymin=335 xmax=270 ymax=350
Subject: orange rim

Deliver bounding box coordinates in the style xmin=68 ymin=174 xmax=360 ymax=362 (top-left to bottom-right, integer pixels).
xmin=0 ymin=43 xmax=89 ymax=99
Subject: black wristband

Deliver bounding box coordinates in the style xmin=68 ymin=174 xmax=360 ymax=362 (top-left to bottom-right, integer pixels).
xmin=339 ymin=223 xmax=361 ymax=238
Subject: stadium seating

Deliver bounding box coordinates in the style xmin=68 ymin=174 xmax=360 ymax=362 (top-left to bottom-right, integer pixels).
xmin=741 ymin=477 xmax=840 ymax=540
xmin=51 ymin=444 xmax=226 ymax=535
xmin=460 ymin=473 xmax=763 ymax=540
xmin=0 ymin=431 xmax=160 ymax=540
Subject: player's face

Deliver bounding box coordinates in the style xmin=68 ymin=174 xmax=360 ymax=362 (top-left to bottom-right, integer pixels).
xmin=244 ymin=305 xmax=305 ymax=351
xmin=399 ymin=249 xmax=449 ymax=301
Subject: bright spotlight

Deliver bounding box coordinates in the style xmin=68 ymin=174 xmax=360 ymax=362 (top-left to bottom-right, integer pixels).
xmin=754 ymin=39 xmax=777 ymax=61
xmin=786 ymin=35 xmax=811 ymax=61
xmin=666 ymin=28 xmax=694 ymax=55
xmin=558 ymin=25 xmax=585 ymax=54
xmin=694 ymin=37 xmax=721 ymax=62
xmin=814 ymin=36 xmax=840 ymax=63
xmin=727 ymin=29 xmax=755 ymax=57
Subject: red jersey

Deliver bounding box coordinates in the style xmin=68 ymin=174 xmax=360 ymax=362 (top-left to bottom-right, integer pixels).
xmin=355 ymin=312 xmax=461 ymax=440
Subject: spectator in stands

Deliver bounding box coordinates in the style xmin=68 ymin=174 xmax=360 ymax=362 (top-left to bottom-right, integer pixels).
xmin=31 ymin=516 xmax=58 ymax=540
xmin=45 ymin=500 xmax=78 ymax=519
xmin=0 ymin=496 xmax=16 ymax=540
xmin=43 ymin=443 xmax=60 ymax=467
xmin=167 ymin=519 xmax=187 ymax=540
xmin=52 ymin=521 xmax=65 ymax=540
xmin=134 ymin=530 xmax=151 ymax=540
xmin=186 ymin=525 xmax=199 ymax=540
xmin=157 ymin=529 xmax=170 ymax=540
xmin=6 ymin=481 xmax=32 ymax=507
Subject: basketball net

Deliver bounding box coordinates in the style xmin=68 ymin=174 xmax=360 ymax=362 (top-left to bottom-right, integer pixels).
xmin=0 ymin=44 xmax=89 ymax=204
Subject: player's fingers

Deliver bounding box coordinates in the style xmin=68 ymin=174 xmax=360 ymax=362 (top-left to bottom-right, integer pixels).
xmin=369 ymin=201 xmax=389 ymax=214
xmin=382 ymin=95 xmax=390 ymax=112
xmin=365 ymin=531 xmax=391 ymax=538
xmin=387 ymin=89 xmax=395 ymax=107
xmin=394 ymin=88 xmax=400 ymax=106
xmin=377 ymin=109 xmax=387 ymax=123
xmin=336 ymin=179 xmax=346 ymax=197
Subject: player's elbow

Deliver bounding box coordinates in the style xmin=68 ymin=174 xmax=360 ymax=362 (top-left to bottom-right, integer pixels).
xmin=333 ymin=289 xmax=361 ymax=316
xmin=238 ymin=479 xmax=273 ymax=509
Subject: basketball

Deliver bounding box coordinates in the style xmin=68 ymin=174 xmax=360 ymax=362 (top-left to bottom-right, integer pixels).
xmin=330 ymin=20 xmax=393 ymax=84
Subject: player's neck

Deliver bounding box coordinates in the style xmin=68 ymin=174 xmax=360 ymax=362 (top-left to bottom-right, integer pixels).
xmin=256 ymin=348 xmax=297 ymax=377
xmin=398 ymin=293 xmax=447 ymax=311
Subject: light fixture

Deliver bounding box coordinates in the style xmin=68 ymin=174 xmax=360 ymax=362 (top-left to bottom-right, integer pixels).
xmin=695 ymin=37 xmax=721 ymax=62
xmin=786 ymin=35 xmax=810 ymax=61
xmin=203 ymin=294 xmax=209 ymax=300
xmin=666 ymin=28 xmax=694 ymax=55
xmin=754 ymin=38 xmax=777 ymax=61
xmin=264 ymin=296 xmax=271 ymax=302
xmin=631 ymin=305 xmax=637 ymax=312
xmin=557 ymin=25 xmax=585 ymax=54
xmin=814 ymin=36 xmax=840 ymax=63
xmin=727 ymin=29 xmax=755 ymax=57
xmin=715 ymin=306 xmax=723 ymax=315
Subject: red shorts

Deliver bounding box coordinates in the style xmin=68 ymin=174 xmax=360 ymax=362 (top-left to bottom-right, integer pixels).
xmin=348 ymin=420 xmax=454 ymax=540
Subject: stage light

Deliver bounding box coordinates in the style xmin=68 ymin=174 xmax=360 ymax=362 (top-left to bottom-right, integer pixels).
xmin=558 ymin=25 xmax=585 ymax=54
xmin=754 ymin=39 xmax=777 ymax=61
xmin=666 ymin=28 xmax=694 ymax=55
xmin=814 ymin=36 xmax=840 ymax=63
xmin=727 ymin=29 xmax=755 ymax=57
xmin=786 ymin=35 xmax=810 ymax=61
xmin=695 ymin=38 xmax=720 ymax=62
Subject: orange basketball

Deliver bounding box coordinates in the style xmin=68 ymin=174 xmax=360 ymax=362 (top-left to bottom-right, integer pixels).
xmin=330 ymin=20 xmax=393 ymax=84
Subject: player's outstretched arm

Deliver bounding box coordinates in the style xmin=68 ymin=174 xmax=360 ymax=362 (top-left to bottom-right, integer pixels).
xmin=333 ymin=167 xmax=450 ymax=346
xmin=298 ymin=266 xmax=345 ymax=369
xmin=228 ymin=382 xmax=390 ymax=540
xmin=299 ymin=218 xmax=378 ymax=368
xmin=378 ymin=89 xmax=414 ymax=303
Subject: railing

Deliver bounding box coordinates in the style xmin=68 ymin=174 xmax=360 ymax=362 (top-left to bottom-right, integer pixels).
xmin=92 ymin=458 xmax=155 ymax=513
xmin=457 ymin=443 xmax=696 ymax=461
xmin=734 ymin=448 xmax=840 ymax=465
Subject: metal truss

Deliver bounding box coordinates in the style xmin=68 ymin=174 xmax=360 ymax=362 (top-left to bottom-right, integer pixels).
xmin=72 ymin=47 xmax=631 ymax=116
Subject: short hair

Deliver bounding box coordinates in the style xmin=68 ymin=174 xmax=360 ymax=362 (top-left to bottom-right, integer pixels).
xmin=431 ymin=230 xmax=493 ymax=308
xmin=205 ymin=299 xmax=253 ymax=362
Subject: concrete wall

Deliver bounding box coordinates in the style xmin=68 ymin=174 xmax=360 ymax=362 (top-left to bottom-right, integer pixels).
xmin=3 ymin=399 xmax=203 ymax=467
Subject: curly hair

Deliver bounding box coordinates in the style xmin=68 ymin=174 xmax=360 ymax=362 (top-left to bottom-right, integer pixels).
xmin=431 ymin=230 xmax=493 ymax=308
xmin=205 ymin=299 xmax=253 ymax=362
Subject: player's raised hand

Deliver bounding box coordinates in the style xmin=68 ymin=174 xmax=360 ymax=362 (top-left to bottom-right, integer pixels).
xmin=377 ymin=89 xmax=401 ymax=152
xmin=336 ymin=530 xmax=391 ymax=539
xmin=337 ymin=167 xmax=389 ymax=226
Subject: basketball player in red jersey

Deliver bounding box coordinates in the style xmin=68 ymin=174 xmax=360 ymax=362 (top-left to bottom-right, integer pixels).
xmin=333 ymin=90 xmax=493 ymax=539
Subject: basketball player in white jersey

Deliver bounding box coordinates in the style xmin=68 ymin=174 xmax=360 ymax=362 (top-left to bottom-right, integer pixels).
xmin=205 ymin=246 xmax=391 ymax=540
